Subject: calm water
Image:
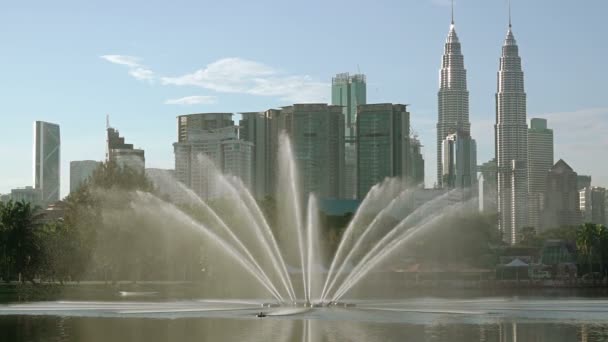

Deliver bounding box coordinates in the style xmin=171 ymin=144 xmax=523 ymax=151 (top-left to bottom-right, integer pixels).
xmin=1 ymin=298 xmax=607 ymax=341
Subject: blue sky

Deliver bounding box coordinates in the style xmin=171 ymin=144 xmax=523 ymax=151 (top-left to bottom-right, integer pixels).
xmin=1 ymin=0 xmax=607 ymax=197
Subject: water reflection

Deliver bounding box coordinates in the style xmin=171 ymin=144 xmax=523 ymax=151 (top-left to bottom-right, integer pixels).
xmin=2 ymin=316 xmax=608 ymax=342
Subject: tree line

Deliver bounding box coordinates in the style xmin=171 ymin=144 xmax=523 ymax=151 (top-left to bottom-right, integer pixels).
xmin=0 ymin=161 xmax=206 ymax=284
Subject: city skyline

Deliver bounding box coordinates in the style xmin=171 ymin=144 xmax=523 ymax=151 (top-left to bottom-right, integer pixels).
xmin=1 ymin=0 xmax=607 ymax=197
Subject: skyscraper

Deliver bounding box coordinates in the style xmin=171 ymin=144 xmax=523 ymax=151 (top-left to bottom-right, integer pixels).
xmin=527 ymin=118 xmax=554 ymax=230
xmin=356 ymin=103 xmax=410 ymax=199
xmin=276 ymin=104 xmax=344 ymax=199
xmin=437 ymin=11 xmax=470 ymax=188
xmin=106 ymin=126 xmax=145 ymax=173
xmin=542 ymin=160 xmax=582 ymax=230
xmin=479 ymin=159 xmax=498 ymax=214
xmin=332 ymin=73 xmax=366 ymax=199
xmin=441 ymin=130 xmax=477 ymax=189
xmin=332 ymin=73 xmax=366 ymax=142
xmin=174 ymin=114 xmax=252 ymax=200
xmin=34 ymin=121 xmax=60 ymax=204
xmin=409 ymin=136 xmax=425 ymax=187
xmin=239 ymin=112 xmax=272 ymax=199
xmin=495 ymin=17 xmax=529 ymax=244
xmin=70 ymin=160 xmax=101 ymax=193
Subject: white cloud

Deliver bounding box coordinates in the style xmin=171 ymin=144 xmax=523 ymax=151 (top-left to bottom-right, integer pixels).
xmin=100 ymin=55 xmax=142 ymax=68
xmin=101 ymin=55 xmax=156 ymax=83
xmin=129 ymin=68 xmax=155 ymax=81
xmin=102 ymin=55 xmax=328 ymax=103
xmin=164 ymin=95 xmax=218 ymax=105
xmin=161 ymin=57 xmax=328 ymax=103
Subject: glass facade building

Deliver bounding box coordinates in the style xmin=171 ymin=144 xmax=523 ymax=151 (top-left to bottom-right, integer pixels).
xmin=34 ymin=121 xmax=60 ymax=204
xmin=527 ymin=118 xmax=554 ymax=230
xmin=356 ymin=104 xmax=410 ymax=199
xmin=70 ymin=160 xmax=101 ymax=193
xmin=277 ymin=104 xmax=344 ymax=199
xmin=332 ymin=73 xmax=366 ymax=200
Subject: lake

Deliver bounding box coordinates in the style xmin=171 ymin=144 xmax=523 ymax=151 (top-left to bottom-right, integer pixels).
xmin=0 ymin=297 xmax=607 ymax=341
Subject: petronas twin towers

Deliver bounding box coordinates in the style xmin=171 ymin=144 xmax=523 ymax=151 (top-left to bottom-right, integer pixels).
xmin=437 ymin=7 xmax=527 ymax=244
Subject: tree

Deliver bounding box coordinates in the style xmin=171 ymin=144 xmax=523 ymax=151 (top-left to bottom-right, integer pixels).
xmin=576 ymin=223 xmax=608 ymax=276
xmin=0 ymin=200 xmax=42 ymax=283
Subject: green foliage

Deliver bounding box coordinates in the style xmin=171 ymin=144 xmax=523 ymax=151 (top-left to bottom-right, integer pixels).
xmin=0 ymin=200 xmax=42 ymax=282
xmin=576 ymin=223 xmax=608 ymax=275
xmin=0 ymin=161 xmax=205 ymax=284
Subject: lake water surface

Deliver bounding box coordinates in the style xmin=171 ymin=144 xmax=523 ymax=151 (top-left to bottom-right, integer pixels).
xmin=1 ymin=297 xmax=607 ymax=341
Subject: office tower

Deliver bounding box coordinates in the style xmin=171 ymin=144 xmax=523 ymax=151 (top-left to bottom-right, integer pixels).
xmin=356 ymin=103 xmax=410 ymax=199
xmin=239 ymin=112 xmax=272 ymax=199
xmin=34 ymin=121 xmax=61 ymax=204
xmin=437 ymin=13 xmax=470 ymax=189
xmin=527 ymin=118 xmax=554 ymax=230
xmin=106 ymin=125 xmax=145 ymax=173
xmin=495 ymin=18 xmax=529 ymax=244
xmin=441 ymin=130 xmax=477 ymax=189
xmin=542 ymin=160 xmax=582 ymax=230
xmin=409 ymin=136 xmax=425 ymax=187
xmin=174 ymin=114 xmax=252 ymax=200
xmin=70 ymin=160 xmax=102 ymax=193
xmin=275 ymin=104 xmax=344 ymax=199
xmin=332 ymin=73 xmax=367 ymax=199
xmin=479 ymin=159 xmax=498 ymax=213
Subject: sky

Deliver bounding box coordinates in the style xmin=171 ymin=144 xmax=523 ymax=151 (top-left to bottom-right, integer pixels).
xmin=0 ymin=0 xmax=607 ymax=198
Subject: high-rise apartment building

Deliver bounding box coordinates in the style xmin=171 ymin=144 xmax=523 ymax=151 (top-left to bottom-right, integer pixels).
xmin=174 ymin=114 xmax=252 ymax=200
xmin=527 ymin=118 xmax=554 ymax=230
xmin=70 ymin=160 xmax=101 ymax=193
xmin=542 ymin=160 xmax=582 ymax=230
xmin=332 ymin=73 xmax=366 ymax=142
xmin=239 ymin=112 xmax=272 ymax=199
xmin=332 ymin=73 xmax=366 ymax=199
xmin=356 ymin=103 xmax=410 ymax=199
xmin=34 ymin=121 xmax=61 ymax=204
xmin=437 ymin=15 xmax=471 ymax=189
xmin=178 ymin=113 xmax=234 ymax=143
xmin=495 ymin=20 xmax=529 ymax=244
xmin=106 ymin=126 xmax=145 ymax=173
xmin=275 ymin=104 xmax=344 ymax=199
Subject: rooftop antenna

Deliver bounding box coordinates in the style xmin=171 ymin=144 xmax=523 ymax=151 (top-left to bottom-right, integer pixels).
xmin=357 ymin=64 xmax=361 ymax=74
xmin=106 ymin=114 xmax=110 ymax=129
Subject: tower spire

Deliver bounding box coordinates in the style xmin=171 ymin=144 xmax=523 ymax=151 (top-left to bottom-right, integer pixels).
xmin=451 ymin=0 xmax=454 ymax=25
xmin=508 ymin=0 xmax=512 ymax=28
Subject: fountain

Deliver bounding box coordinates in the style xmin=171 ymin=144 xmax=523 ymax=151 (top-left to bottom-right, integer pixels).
xmin=136 ymin=133 xmax=476 ymax=308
